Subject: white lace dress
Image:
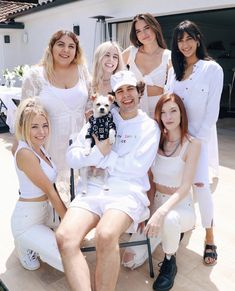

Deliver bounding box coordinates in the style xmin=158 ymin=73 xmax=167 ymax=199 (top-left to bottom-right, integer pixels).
xmin=21 ymin=65 xmax=91 ymax=202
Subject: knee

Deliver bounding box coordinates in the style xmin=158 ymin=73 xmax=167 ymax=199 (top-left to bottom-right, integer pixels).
xmin=95 ymin=227 xmax=118 ymax=252
xmin=56 ymin=226 xmax=79 ymax=254
xmin=163 ymin=211 xmax=180 ymax=231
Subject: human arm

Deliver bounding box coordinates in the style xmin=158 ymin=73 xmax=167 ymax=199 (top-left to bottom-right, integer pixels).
xmin=196 ymin=63 xmax=223 ymax=141
xmin=145 ymin=138 xmax=201 ymax=237
xmin=122 ymin=47 xmax=131 ymax=65
xmin=97 ymin=123 xmax=160 ymax=179
xmin=21 ymin=66 xmax=43 ymax=100
xmin=16 ymin=149 xmax=67 ymax=218
xmin=80 ymin=64 xmax=92 ymax=112
xmin=66 ymin=124 xmax=111 ymax=169
xmin=147 ymin=169 xmax=156 ymax=215
xmin=11 ymin=138 xmax=18 ymax=156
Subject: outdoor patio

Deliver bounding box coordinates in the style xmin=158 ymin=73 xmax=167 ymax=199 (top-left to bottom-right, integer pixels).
xmin=0 ymin=117 xmax=234 ymax=291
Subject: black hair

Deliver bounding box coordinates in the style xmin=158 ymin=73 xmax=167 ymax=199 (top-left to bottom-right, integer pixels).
xmin=171 ymin=20 xmax=211 ymax=81
xmin=111 ymin=81 xmax=145 ymax=107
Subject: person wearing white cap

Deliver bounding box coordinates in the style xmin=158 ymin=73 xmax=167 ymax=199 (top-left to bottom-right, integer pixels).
xmin=56 ymin=70 xmax=160 ymax=291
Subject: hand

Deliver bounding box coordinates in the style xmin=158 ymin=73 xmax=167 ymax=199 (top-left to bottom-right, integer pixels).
xmin=144 ymin=208 xmax=167 ymax=238
xmin=85 ymin=109 xmax=93 ymax=121
xmin=137 ymin=221 xmax=145 ymax=233
xmin=92 ymin=134 xmax=112 ymax=156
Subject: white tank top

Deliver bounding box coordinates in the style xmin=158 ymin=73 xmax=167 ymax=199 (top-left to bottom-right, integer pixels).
xmin=151 ymin=140 xmax=190 ymax=188
xmin=14 ymin=140 xmax=57 ymax=198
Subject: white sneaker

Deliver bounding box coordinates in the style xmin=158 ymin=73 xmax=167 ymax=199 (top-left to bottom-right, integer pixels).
xmin=122 ymin=232 xmax=161 ymax=269
xmin=19 ymin=249 xmax=40 ymax=271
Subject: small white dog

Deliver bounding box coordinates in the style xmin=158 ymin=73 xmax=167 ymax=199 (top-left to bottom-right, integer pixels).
xmin=80 ymin=94 xmax=116 ymax=194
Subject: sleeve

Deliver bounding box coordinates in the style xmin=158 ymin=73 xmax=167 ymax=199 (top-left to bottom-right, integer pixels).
xmin=97 ymin=123 xmax=160 ymax=179
xmin=196 ymin=64 xmax=224 ymax=141
xmin=21 ymin=66 xmax=43 ymax=100
xmin=66 ymin=123 xmax=104 ymax=169
xmin=80 ymin=64 xmax=92 ymax=111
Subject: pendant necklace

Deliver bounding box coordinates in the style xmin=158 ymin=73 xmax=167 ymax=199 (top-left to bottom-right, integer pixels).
xmin=163 ymin=140 xmax=181 ymax=157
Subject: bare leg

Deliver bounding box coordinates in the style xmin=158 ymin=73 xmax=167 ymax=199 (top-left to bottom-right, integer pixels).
xmin=95 ymin=209 xmax=132 ymax=291
xmin=56 ymin=208 xmax=99 ymax=291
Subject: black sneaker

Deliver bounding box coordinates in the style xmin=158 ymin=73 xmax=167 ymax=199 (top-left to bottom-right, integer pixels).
xmin=152 ymin=255 xmax=177 ymax=291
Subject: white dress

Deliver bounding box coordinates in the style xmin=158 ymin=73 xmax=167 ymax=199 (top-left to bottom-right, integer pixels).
xmin=21 ymin=65 xmax=91 ymax=201
xmin=127 ymin=46 xmax=171 ymax=118
xmin=166 ymin=60 xmax=224 ymax=182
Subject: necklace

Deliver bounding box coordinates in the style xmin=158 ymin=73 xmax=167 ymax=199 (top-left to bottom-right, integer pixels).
xmin=163 ymin=141 xmax=181 ymax=157
xmin=167 ymin=138 xmax=180 ymax=143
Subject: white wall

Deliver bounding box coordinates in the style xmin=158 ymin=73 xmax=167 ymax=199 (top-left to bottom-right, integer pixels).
xmin=0 ymin=30 xmax=22 ymax=83
xmin=0 ymin=0 xmax=234 ymax=78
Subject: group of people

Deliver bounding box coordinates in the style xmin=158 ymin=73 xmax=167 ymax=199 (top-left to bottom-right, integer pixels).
xmin=10 ymin=12 xmax=223 ymax=291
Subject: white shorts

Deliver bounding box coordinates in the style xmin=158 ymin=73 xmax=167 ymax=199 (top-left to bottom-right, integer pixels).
xmin=70 ymin=183 xmax=149 ymax=232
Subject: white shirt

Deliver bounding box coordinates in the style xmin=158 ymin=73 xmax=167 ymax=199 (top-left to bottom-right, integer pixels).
xmin=66 ymin=107 xmax=160 ymax=204
xmin=166 ymin=60 xmax=224 ymax=142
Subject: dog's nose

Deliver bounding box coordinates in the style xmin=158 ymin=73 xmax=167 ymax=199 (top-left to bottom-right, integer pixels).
xmin=100 ymin=108 xmax=105 ymax=113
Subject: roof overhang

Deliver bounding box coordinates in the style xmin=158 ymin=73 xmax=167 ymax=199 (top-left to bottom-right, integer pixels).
xmin=0 ymin=21 xmax=24 ymax=29
xmin=7 ymin=0 xmax=80 ymax=20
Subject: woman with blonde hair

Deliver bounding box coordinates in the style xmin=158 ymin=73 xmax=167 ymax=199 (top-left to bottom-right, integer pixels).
xmin=15 ymin=30 xmax=91 ymax=204
xmin=92 ymin=41 xmax=124 ymax=95
xmin=11 ymin=98 xmax=66 ymax=272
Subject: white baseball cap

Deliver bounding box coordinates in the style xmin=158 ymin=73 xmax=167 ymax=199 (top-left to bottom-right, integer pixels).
xmin=111 ymin=70 xmax=137 ymax=92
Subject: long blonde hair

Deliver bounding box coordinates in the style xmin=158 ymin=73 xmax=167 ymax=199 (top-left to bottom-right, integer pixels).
xmin=15 ymin=98 xmax=50 ymax=149
xmin=92 ymin=41 xmax=124 ymax=94
xmin=40 ymin=30 xmax=86 ymax=82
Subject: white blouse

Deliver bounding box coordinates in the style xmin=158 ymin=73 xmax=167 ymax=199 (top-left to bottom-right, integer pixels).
xmin=166 ymin=59 xmax=224 ymax=181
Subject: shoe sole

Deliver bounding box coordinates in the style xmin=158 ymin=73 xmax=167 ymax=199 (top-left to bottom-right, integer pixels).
xmin=153 ymin=268 xmax=177 ymax=291
xmin=21 ymin=264 xmax=40 ymax=271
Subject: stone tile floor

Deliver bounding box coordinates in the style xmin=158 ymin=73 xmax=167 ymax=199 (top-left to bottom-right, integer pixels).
xmin=0 ymin=118 xmax=234 ymax=291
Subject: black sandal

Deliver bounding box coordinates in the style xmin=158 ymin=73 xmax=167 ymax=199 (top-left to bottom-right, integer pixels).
xmin=203 ymin=244 xmax=217 ymax=266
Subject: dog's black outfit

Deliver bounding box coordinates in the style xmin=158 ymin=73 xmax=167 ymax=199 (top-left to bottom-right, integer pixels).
xmin=86 ymin=112 xmax=116 ymax=147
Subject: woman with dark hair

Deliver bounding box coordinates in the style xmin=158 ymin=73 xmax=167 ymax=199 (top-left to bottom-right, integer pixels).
xmin=16 ymin=30 xmax=91 ymax=204
xmin=122 ymin=13 xmax=171 ymax=118
xmin=145 ymin=93 xmax=200 ymax=290
xmin=167 ymin=20 xmax=223 ymax=265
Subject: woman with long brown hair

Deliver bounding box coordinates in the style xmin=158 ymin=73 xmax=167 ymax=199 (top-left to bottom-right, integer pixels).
xmin=123 ymin=93 xmax=200 ymax=290
xmin=122 ymin=13 xmax=171 ymax=118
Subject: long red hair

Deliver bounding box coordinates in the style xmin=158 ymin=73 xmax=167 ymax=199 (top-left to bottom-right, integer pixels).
xmin=155 ymin=93 xmax=189 ymax=150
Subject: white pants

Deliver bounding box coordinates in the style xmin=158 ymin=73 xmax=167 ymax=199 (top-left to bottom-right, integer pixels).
xmin=193 ymin=142 xmax=214 ymax=228
xmin=122 ymin=191 xmax=196 ymax=268
xmin=11 ymin=200 xmax=63 ymax=272
xmin=153 ymin=191 xmax=196 ymax=254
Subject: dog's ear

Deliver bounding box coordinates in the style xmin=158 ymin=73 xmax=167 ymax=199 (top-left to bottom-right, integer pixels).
xmin=90 ymin=94 xmax=97 ymax=101
xmin=108 ymin=94 xmax=115 ymax=103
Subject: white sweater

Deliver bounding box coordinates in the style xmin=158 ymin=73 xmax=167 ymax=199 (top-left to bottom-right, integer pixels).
xmin=66 ymin=107 xmax=160 ymax=195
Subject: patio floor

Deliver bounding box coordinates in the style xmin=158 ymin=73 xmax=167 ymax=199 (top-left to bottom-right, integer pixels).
xmin=0 ymin=117 xmax=235 ymax=291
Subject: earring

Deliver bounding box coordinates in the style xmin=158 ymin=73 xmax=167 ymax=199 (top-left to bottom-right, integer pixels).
xmin=164 ymin=128 xmax=167 ymax=134
xmin=197 ymin=42 xmax=200 ymax=47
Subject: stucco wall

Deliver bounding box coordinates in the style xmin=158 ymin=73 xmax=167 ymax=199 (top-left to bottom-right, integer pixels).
xmin=0 ymin=0 xmax=234 ymax=80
